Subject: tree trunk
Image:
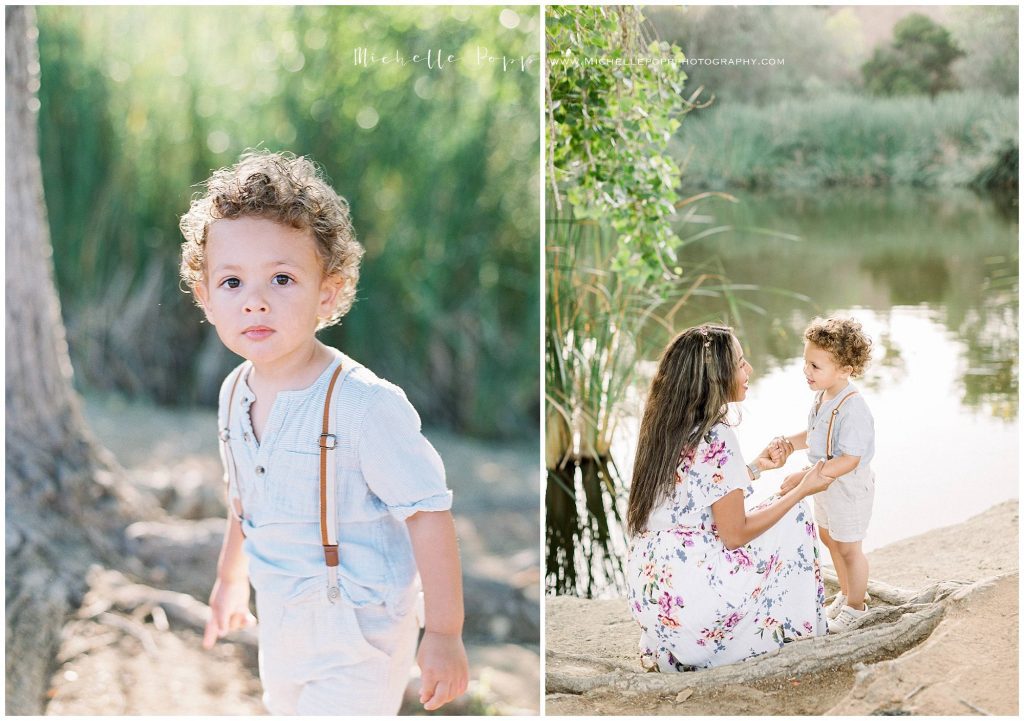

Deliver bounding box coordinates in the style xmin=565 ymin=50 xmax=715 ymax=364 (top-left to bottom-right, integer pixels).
xmin=5 ymin=7 xmax=154 ymax=713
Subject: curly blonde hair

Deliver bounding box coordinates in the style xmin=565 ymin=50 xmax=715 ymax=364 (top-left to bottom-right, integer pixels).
xmin=179 ymin=150 xmax=364 ymax=329
xmin=804 ymin=317 xmax=872 ymax=377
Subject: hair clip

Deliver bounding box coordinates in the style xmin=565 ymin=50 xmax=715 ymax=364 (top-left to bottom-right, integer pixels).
xmin=698 ymin=325 xmax=711 ymax=348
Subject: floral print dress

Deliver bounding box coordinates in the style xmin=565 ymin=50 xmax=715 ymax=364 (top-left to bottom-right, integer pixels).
xmin=626 ymin=423 xmax=826 ymax=671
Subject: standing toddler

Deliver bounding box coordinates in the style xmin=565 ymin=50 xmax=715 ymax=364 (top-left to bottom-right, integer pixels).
xmin=777 ymin=317 xmax=875 ymax=634
xmin=179 ymin=150 xmax=469 ymax=714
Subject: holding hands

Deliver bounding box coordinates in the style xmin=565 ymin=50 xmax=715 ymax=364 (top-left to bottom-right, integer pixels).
xmin=780 ymin=460 xmax=835 ymax=497
xmin=753 ymin=435 xmax=795 ymax=472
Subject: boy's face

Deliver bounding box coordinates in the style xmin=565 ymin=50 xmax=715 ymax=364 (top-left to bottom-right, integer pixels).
xmin=194 ymin=216 xmax=342 ymax=370
xmin=803 ymin=341 xmax=851 ymax=395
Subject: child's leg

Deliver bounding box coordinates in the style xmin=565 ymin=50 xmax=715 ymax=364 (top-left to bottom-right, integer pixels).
xmin=819 ymin=526 xmax=849 ymax=596
xmin=834 ymin=540 xmax=868 ymax=609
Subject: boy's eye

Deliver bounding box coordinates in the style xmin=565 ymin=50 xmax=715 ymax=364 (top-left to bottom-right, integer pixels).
xmin=273 ymin=274 xmax=293 ymax=286
xmin=220 ymin=277 xmax=240 ymax=289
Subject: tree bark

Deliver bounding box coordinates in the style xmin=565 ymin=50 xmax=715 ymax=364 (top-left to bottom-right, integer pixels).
xmin=5 ymin=7 xmax=154 ymax=713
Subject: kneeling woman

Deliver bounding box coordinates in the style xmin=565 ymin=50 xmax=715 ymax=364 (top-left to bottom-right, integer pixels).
xmin=626 ymin=324 xmax=832 ymax=671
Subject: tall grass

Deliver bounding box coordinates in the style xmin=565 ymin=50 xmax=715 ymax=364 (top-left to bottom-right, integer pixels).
xmin=674 ymin=91 xmax=1018 ymax=191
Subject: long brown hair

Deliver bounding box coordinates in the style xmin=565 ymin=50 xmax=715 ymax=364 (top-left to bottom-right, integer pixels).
xmin=626 ymin=324 xmax=740 ymax=536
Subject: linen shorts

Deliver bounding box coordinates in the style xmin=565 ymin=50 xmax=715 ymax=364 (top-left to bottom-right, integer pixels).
xmin=255 ymin=585 xmax=419 ymax=716
xmin=813 ymin=463 xmax=875 ymax=543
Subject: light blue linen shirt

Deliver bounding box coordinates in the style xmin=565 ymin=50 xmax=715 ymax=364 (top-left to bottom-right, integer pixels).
xmin=217 ymin=349 xmax=452 ymax=618
xmin=805 ymin=381 xmax=875 ymax=467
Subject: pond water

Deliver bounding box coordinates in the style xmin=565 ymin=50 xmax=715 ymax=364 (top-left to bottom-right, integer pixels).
xmin=611 ymin=187 xmax=1018 ymax=571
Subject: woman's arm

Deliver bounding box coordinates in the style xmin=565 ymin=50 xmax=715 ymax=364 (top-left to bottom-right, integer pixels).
xmin=712 ymin=461 xmax=829 ymax=550
xmin=406 ymin=510 xmax=469 ymax=711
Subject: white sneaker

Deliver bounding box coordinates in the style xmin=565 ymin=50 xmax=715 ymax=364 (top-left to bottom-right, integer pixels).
xmin=828 ymin=604 xmax=868 ymax=634
xmin=826 ymin=593 xmax=847 ymax=619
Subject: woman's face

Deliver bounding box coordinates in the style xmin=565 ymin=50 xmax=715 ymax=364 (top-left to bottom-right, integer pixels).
xmin=729 ymin=336 xmax=753 ymax=402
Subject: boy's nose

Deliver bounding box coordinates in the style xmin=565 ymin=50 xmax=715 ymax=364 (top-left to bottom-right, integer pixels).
xmin=243 ymin=294 xmax=269 ymax=313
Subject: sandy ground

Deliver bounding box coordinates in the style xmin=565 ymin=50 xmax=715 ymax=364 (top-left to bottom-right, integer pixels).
xmin=43 ymin=393 xmax=541 ymax=715
xmin=545 ymin=500 xmax=1018 ymax=716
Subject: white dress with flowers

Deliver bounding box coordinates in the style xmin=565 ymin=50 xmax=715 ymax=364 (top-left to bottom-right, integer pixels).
xmin=626 ymin=423 xmax=826 ymax=671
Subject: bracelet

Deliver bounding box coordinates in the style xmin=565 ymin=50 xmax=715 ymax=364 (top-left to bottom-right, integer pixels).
xmin=746 ymin=461 xmax=762 ymax=480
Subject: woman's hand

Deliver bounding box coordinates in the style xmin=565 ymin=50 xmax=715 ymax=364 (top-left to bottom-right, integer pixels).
xmin=795 ymin=460 xmax=834 ymax=498
xmin=754 ymin=437 xmax=789 ymax=471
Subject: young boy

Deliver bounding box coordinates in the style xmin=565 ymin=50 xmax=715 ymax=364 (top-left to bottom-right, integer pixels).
xmin=776 ymin=317 xmax=875 ymax=634
xmin=179 ymin=150 xmax=469 ymax=713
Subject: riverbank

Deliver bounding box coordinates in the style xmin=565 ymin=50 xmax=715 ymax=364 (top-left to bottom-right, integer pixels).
xmin=545 ymin=500 xmax=1018 ymax=715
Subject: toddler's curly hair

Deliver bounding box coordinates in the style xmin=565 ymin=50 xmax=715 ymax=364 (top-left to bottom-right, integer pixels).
xmin=179 ymin=150 xmax=364 ymax=329
xmin=804 ymin=317 xmax=872 ymax=377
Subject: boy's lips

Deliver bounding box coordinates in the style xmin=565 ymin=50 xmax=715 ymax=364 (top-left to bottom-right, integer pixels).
xmin=243 ymin=326 xmax=274 ymax=339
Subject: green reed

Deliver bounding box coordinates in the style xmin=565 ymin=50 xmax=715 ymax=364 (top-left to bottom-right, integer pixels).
xmin=675 ymin=91 xmax=1018 ymax=191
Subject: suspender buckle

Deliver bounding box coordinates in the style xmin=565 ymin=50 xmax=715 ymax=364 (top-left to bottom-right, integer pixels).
xmin=319 ymin=433 xmax=337 ymax=450
xmin=324 ymin=544 xmax=340 ymax=567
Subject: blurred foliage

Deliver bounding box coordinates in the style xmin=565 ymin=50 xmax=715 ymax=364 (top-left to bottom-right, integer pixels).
xmin=862 ymin=14 xmax=965 ymax=98
xmin=670 ymin=91 xmax=1018 ymax=193
xmin=948 ymin=6 xmax=1019 ymax=96
xmin=35 ymin=5 xmax=539 ymax=439
xmin=643 ymin=5 xmax=864 ymax=104
xmin=643 ymin=5 xmax=1018 ymax=103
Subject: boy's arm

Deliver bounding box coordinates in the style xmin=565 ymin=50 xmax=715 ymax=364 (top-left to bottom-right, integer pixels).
xmin=406 ymin=510 xmax=469 ymax=711
xmin=202 ymin=514 xmax=253 ymax=649
xmin=821 ymin=453 xmax=860 ymax=480
xmin=784 ymin=430 xmax=808 ymax=451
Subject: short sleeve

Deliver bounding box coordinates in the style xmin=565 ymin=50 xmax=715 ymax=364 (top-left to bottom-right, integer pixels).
xmin=686 ymin=425 xmax=753 ymax=507
xmin=358 ymin=385 xmax=452 ymax=522
xmin=836 ymin=399 xmax=874 ymax=457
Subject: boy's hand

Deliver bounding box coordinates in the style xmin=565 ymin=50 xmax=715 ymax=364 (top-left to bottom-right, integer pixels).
xmin=417 ymin=630 xmax=469 ymax=711
xmin=202 ymin=576 xmax=256 ymax=650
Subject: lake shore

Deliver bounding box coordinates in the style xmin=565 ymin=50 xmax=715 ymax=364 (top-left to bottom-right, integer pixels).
xmin=545 ymin=499 xmax=1018 ymax=716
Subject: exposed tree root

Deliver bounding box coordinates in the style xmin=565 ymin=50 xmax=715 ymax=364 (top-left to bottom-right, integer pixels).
xmin=546 ymin=576 xmax=976 ymax=695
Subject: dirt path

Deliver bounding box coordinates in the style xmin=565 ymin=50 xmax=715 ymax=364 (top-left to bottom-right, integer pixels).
xmin=42 ymin=394 xmax=540 ymax=715
xmin=545 ymin=500 xmax=1018 ymax=716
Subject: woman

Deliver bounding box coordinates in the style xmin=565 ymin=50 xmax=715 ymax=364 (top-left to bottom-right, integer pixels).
xmin=626 ymin=324 xmax=831 ymax=671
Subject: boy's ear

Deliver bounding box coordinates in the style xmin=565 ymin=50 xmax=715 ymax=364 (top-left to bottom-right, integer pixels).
xmin=192 ymin=282 xmax=216 ymax=325
xmin=318 ymin=273 xmax=345 ymax=315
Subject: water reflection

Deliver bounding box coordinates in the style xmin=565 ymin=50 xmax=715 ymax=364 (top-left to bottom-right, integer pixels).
xmin=668 ymin=187 xmax=1018 ymax=418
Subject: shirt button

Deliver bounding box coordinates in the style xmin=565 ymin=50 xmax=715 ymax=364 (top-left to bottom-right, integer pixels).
xmin=255 ymin=465 xmax=265 ymax=476
xmin=243 ymin=432 xmax=251 ymax=442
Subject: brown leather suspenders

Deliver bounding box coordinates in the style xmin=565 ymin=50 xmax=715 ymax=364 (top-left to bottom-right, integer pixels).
xmin=320 ymin=365 xmax=344 ymax=600
xmin=825 ymin=390 xmax=859 ymax=460
xmin=220 ymin=361 xmax=347 ymax=601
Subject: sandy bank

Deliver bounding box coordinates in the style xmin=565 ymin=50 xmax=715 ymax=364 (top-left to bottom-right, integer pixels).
xmin=545 ymin=500 xmax=1018 ymax=716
